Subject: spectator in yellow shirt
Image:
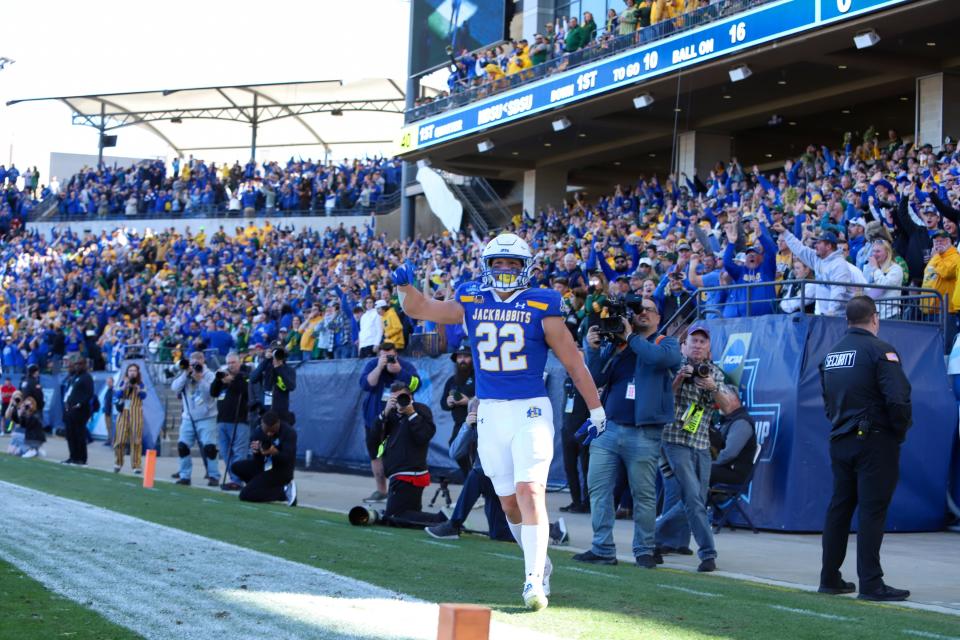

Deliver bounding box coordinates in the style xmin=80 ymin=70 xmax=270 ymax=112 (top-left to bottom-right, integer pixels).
xmin=299 ymin=303 xmax=324 ymax=356
xmin=921 ymin=230 xmax=960 ymax=315
xmin=651 ymin=0 xmax=686 ymax=24
xmin=377 ymin=300 xmax=405 ymax=350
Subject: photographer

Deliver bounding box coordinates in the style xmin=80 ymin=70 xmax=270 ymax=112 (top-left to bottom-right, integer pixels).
xmin=249 ymin=343 xmax=297 ymax=425
xmin=113 ymin=363 xmax=147 ymax=474
xmin=358 ymin=341 xmax=420 ymax=502
xmin=558 ymin=367 xmax=590 ymax=514
xmin=573 ymin=298 xmax=680 ymax=568
xmin=440 ymin=344 xmax=475 ymax=476
xmin=171 ymin=351 xmax=220 ymax=486
xmin=371 ymin=381 xmax=445 ymax=527
xmin=210 ymin=352 xmax=250 ymax=491
xmin=4 ymin=393 xmax=46 ymax=458
xmin=710 ymin=387 xmax=757 ymax=486
xmin=231 ymin=410 xmax=298 ymax=506
xmin=655 ymin=323 xmax=725 ymax=572
xmin=19 ymin=364 xmax=44 ymax=415
xmin=60 ymin=354 xmax=94 ymax=466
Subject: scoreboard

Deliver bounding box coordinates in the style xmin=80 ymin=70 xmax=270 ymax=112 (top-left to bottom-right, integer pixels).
xmin=398 ymin=0 xmax=914 ymax=154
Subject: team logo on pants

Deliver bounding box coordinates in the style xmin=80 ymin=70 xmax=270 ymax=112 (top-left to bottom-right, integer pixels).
xmin=526 ymin=406 xmax=542 ymax=418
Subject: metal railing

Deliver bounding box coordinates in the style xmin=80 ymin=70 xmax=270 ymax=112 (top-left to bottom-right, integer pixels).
xmin=407 ymin=0 xmax=774 ymax=123
xmin=657 ymin=279 xmax=948 ymax=347
xmin=35 ymin=189 xmax=401 ymax=224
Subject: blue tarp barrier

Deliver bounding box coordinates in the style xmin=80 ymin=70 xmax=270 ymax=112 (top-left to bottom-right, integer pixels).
xmin=706 ymin=315 xmax=955 ymax=532
xmin=42 ymin=361 xmax=164 ymax=450
xmin=288 ymin=356 xmax=571 ymax=487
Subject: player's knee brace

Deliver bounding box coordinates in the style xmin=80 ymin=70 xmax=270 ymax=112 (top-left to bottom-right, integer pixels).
xmin=203 ymin=444 xmax=218 ymax=460
xmin=177 ymin=442 xmax=190 ymax=458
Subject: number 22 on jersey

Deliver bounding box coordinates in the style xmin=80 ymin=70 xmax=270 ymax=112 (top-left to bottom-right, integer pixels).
xmin=475 ymin=322 xmax=528 ymax=371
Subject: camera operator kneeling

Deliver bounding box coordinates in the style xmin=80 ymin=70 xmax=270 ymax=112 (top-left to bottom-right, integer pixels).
xmin=372 ymin=381 xmax=446 ymax=527
xmin=231 ymin=411 xmax=298 ymax=507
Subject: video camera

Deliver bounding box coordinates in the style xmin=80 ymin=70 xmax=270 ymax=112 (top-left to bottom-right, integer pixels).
xmin=596 ymin=295 xmax=644 ymax=341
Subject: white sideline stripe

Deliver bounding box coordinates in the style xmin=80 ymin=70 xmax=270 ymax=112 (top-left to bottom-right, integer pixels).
xmin=656 ymin=584 xmax=722 ymax=598
xmin=768 ymin=604 xmax=856 ymax=621
xmin=0 ymin=481 xmax=559 ymax=640
xmin=564 ymin=566 xmax=616 ymax=579
xmin=486 ymin=552 xmax=521 ymax=561
xmin=902 ymin=630 xmax=960 ymax=640
xmin=419 ymin=540 xmax=458 ymax=549
xmin=270 ymin=510 xmax=292 ymax=517
xmin=366 ymin=529 xmax=395 ymax=537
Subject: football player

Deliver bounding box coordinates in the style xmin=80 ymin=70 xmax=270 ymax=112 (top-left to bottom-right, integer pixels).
xmin=391 ymin=233 xmax=606 ymax=610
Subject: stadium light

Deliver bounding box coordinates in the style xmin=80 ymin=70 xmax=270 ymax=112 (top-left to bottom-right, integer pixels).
xmin=728 ymin=64 xmax=752 ymax=83
xmin=551 ymin=117 xmax=572 ymax=132
xmin=633 ymin=94 xmax=654 ymax=109
xmin=0 ymin=57 xmax=15 ymax=70
xmin=853 ymin=29 xmax=880 ymax=49
xmin=477 ymin=139 xmax=495 ymax=153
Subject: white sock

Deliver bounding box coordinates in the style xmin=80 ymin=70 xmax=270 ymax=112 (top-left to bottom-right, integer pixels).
xmin=521 ymin=524 xmax=549 ymax=582
xmin=507 ymin=520 xmax=524 ymax=548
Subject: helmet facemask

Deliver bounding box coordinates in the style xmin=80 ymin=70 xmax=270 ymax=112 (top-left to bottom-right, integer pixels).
xmin=482 ymin=257 xmax=531 ymax=291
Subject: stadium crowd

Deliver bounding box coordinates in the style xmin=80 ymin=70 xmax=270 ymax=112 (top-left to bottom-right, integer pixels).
xmin=2 ymin=130 xmax=959 ymax=378
xmin=49 ymin=156 xmax=402 ymax=218
xmin=413 ymin=0 xmax=769 ymax=117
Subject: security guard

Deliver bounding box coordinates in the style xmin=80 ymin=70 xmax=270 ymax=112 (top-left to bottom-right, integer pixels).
xmin=818 ymin=295 xmax=912 ymax=602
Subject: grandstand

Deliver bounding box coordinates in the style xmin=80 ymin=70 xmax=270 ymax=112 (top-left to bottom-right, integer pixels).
xmin=1 ymin=0 xmax=960 ymax=638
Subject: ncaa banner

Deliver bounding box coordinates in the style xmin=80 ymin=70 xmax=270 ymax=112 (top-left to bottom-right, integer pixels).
xmin=704 ymin=314 xmax=955 ymax=532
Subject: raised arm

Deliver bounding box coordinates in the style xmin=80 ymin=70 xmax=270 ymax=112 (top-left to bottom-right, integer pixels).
xmin=391 ymin=261 xmax=464 ymax=324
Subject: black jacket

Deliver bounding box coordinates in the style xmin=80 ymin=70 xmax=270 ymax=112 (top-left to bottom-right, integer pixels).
xmin=210 ymin=368 xmax=249 ymax=424
xmin=250 ymin=360 xmax=296 ymax=422
xmin=819 ymin=328 xmax=912 ymax=442
xmin=439 ymin=372 xmax=475 ymax=428
xmin=62 ymin=371 xmax=94 ymax=420
xmin=892 ymin=196 xmax=932 ymax=286
xmin=710 ymin=407 xmax=757 ymax=483
xmin=12 ymin=409 xmax=46 ymax=444
xmin=19 ymin=376 xmax=44 ymax=413
xmin=250 ymin=422 xmax=297 ymax=483
xmin=373 ymin=402 xmax=435 ymax=478
xmin=561 ymin=374 xmax=589 ymax=432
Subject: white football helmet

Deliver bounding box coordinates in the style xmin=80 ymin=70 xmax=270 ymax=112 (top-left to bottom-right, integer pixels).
xmin=480 ymin=233 xmax=533 ymax=291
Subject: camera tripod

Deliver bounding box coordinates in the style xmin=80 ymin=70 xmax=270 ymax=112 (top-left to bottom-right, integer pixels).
xmin=428 ymin=476 xmax=452 ymax=509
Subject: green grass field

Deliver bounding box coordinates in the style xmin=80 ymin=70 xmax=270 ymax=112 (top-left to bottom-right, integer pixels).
xmin=0 ymin=455 xmax=957 ymax=640
xmin=0 ymin=557 xmax=142 ymax=640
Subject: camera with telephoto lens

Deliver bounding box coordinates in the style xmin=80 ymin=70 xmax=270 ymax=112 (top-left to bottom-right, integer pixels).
xmin=272 ymin=347 xmax=286 ymax=361
xmin=396 ymin=393 xmax=412 ymax=408
xmin=192 ymin=363 xmax=204 ymax=374
xmin=178 ymin=358 xmax=190 ymax=370
xmin=386 ymin=355 xmax=397 ymax=364
xmin=596 ymin=295 xmax=643 ymax=341
xmin=692 ymin=362 xmax=712 ymax=378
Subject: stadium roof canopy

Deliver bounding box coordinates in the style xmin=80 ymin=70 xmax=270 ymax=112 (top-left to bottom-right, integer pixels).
xmin=6 ymin=79 xmax=409 ymax=158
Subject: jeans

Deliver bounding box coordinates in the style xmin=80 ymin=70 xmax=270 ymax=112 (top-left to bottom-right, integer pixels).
xmin=178 ymin=415 xmax=220 ymax=481
xmin=218 ymin=421 xmax=250 ymax=484
xmin=449 ymin=466 xmax=511 ymax=541
xmin=586 ymin=421 xmax=662 ymax=559
xmin=334 ymin=345 xmax=355 ymax=360
xmin=655 ymin=443 xmax=716 ymax=561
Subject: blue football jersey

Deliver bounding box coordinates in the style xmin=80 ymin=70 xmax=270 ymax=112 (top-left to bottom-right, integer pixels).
xmin=455 ymin=281 xmax=564 ymax=400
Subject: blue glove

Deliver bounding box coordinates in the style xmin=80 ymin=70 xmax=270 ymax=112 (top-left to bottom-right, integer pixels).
xmin=390 ymin=260 xmax=416 ymax=287
xmin=575 ymin=407 xmax=607 ymax=445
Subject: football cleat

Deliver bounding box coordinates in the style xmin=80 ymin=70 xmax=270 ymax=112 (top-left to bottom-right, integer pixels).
xmin=522 ymin=580 xmax=548 ymax=611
